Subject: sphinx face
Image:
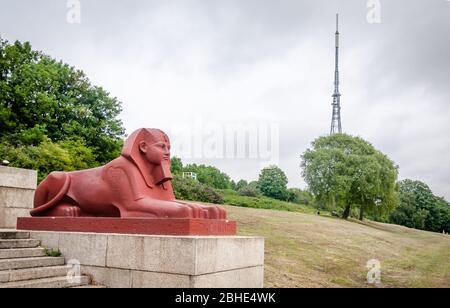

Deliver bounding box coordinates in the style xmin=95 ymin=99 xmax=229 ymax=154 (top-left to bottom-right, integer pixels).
xmin=139 ymin=140 xmax=171 ymax=165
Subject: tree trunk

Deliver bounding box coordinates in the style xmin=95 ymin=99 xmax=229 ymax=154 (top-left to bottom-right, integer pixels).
xmin=342 ymin=205 xmax=350 ymax=219
xmin=359 ymin=207 xmax=364 ymax=221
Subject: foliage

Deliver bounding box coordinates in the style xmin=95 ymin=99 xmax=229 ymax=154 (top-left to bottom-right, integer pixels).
xmin=286 ymin=188 xmax=315 ymax=206
xmin=220 ymin=189 xmax=321 ymax=215
xmin=170 ymin=157 xmax=183 ymax=175
xmin=44 ymin=248 xmax=62 ymax=257
xmin=0 ymin=137 xmax=98 ymax=182
xmin=172 ymin=174 xmax=224 ymax=204
xmin=235 ymin=179 xmax=249 ymax=191
xmin=301 ymin=134 xmax=399 ymax=220
xmin=183 ymin=163 xmax=233 ymax=189
xmin=389 ymin=180 xmax=450 ymax=233
xmin=257 ymin=165 xmax=288 ymax=200
xmin=0 ymin=38 xmax=124 ymax=179
xmin=238 ymin=182 xmax=261 ymax=197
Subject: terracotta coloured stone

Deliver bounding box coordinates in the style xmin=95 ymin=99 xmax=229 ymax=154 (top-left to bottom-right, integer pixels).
xmin=30 ymin=128 xmax=227 ymax=220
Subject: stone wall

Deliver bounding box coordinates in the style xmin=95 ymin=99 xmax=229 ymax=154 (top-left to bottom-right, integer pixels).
xmin=30 ymin=231 xmax=265 ymax=288
xmin=0 ymin=166 xmax=37 ymax=228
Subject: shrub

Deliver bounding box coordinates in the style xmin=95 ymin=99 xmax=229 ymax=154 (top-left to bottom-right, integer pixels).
xmin=172 ymin=174 xmax=224 ymax=204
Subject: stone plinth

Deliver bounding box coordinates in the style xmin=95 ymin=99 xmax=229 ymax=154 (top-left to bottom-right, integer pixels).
xmin=27 ymin=231 xmax=265 ymax=288
xmin=17 ymin=217 xmax=236 ymax=236
xmin=0 ymin=166 xmax=37 ymax=228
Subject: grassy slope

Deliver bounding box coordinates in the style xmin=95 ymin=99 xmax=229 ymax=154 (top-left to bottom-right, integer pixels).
xmin=225 ymin=205 xmax=450 ymax=288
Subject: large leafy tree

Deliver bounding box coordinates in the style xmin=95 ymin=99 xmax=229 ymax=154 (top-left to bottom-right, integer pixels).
xmin=301 ymin=134 xmax=399 ymax=220
xmin=390 ymin=180 xmax=450 ymax=233
xmin=183 ymin=164 xmax=233 ymax=189
xmin=0 ymin=38 xmax=124 ymax=179
xmin=258 ymin=165 xmax=288 ymax=200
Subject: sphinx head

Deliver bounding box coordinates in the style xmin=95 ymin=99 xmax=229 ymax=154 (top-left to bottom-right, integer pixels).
xmin=138 ymin=132 xmax=171 ymax=165
xmin=122 ymin=128 xmax=173 ymax=186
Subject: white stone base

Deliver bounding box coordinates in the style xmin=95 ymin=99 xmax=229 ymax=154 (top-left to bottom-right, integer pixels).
xmin=0 ymin=166 xmax=37 ymax=229
xmin=29 ymin=231 xmax=265 ymax=288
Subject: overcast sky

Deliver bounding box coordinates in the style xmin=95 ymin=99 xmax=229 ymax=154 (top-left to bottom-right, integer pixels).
xmin=1 ymin=0 xmax=449 ymax=199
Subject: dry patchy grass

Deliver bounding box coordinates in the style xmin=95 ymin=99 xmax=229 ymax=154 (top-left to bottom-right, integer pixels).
xmin=225 ymin=205 xmax=450 ymax=288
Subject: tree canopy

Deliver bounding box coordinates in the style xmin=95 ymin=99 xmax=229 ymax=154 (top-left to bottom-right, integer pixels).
xmin=301 ymin=134 xmax=399 ymax=220
xmin=390 ymin=180 xmax=450 ymax=233
xmin=183 ymin=163 xmax=233 ymax=190
xmin=258 ymin=165 xmax=288 ymax=200
xmin=0 ymin=38 xmax=125 ymax=180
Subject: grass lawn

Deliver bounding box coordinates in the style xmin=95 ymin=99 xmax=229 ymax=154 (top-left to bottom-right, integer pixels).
xmin=225 ymin=205 xmax=450 ymax=288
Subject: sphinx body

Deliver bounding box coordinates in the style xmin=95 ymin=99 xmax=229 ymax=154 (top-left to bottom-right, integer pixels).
xmin=31 ymin=129 xmax=226 ymax=219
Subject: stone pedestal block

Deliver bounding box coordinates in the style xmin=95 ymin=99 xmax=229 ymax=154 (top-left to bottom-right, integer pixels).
xmin=28 ymin=231 xmax=265 ymax=288
xmin=0 ymin=166 xmax=37 ymax=228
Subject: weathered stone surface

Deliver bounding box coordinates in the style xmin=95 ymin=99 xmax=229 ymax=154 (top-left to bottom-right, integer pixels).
xmin=194 ymin=237 xmax=265 ymax=275
xmin=0 ymin=231 xmax=30 ymax=240
xmin=58 ymin=233 xmax=108 ymax=267
xmin=0 ymin=248 xmax=46 ymax=260
xmin=0 ymin=256 xmax=64 ymax=271
xmin=0 ymin=265 xmax=69 ymax=282
xmin=0 ymin=166 xmax=37 ymax=190
xmin=24 ymin=231 xmax=265 ymax=288
xmin=0 ymin=187 xmax=34 ymax=209
xmin=0 ymin=208 xmax=30 ymax=229
xmin=29 ymin=231 xmax=59 ymax=249
xmin=81 ymin=265 xmax=132 ymax=288
xmin=0 ymin=275 xmax=89 ymax=288
xmin=106 ymin=235 xmax=196 ymax=274
xmin=131 ymin=270 xmax=191 ymax=288
xmin=0 ymin=238 xmax=40 ymax=249
xmin=192 ymin=266 xmax=264 ymax=288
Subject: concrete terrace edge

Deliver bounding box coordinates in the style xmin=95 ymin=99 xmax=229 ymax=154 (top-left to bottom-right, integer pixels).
xmin=28 ymin=230 xmax=265 ymax=288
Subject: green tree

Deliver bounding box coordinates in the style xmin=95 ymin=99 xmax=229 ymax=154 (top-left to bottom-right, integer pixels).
xmin=235 ymin=179 xmax=249 ymax=191
xmin=170 ymin=157 xmax=183 ymax=175
xmin=183 ymin=164 xmax=232 ymax=189
xmin=0 ymin=38 xmax=125 ymax=179
xmin=390 ymin=180 xmax=450 ymax=233
xmin=301 ymin=134 xmax=399 ymax=220
xmin=257 ymin=166 xmax=288 ymax=200
xmin=286 ymin=188 xmax=315 ymax=206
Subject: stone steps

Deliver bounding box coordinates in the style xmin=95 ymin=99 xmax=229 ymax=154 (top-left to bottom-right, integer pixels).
xmin=0 ymin=231 xmax=30 ymax=240
xmin=0 ymin=256 xmax=65 ymax=271
xmin=0 ymin=265 xmax=69 ymax=283
xmin=0 ymin=247 xmax=46 ymax=259
xmin=0 ymin=275 xmax=90 ymax=288
xmin=0 ymin=239 xmax=40 ymax=249
xmin=0 ymin=230 xmax=105 ymax=288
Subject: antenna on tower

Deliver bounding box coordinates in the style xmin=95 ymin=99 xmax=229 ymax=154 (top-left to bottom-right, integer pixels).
xmin=330 ymin=13 xmax=342 ymax=135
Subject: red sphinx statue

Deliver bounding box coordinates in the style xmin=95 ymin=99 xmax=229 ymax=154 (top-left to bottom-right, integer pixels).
xmin=30 ymin=128 xmax=226 ymax=220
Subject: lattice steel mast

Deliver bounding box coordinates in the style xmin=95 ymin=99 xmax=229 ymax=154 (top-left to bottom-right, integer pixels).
xmin=330 ymin=13 xmax=342 ymax=134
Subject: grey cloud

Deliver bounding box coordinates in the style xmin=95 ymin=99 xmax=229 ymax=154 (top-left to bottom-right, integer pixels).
xmin=0 ymin=0 xmax=448 ymax=199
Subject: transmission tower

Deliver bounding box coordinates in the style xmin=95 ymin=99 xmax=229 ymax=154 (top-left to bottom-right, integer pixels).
xmin=330 ymin=13 xmax=342 ymax=135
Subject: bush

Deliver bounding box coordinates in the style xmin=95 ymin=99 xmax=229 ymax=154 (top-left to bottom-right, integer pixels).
xmin=0 ymin=137 xmax=98 ymax=182
xmin=238 ymin=184 xmax=261 ymax=197
xmin=286 ymin=188 xmax=315 ymax=205
xmin=172 ymin=175 xmax=224 ymax=204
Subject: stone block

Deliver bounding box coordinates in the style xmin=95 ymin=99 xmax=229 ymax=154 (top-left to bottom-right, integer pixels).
xmin=0 ymin=187 xmax=34 ymax=209
xmin=24 ymin=231 xmax=265 ymax=288
xmin=106 ymin=235 xmax=196 ymax=274
xmin=192 ymin=266 xmax=264 ymax=288
xmin=0 ymin=166 xmax=37 ymax=190
xmin=0 ymin=208 xmax=31 ymax=229
xmin=58 ymin=233 xmax=108 ymax=267
xmin=81 ymin=265 xmax=132 ymax=288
